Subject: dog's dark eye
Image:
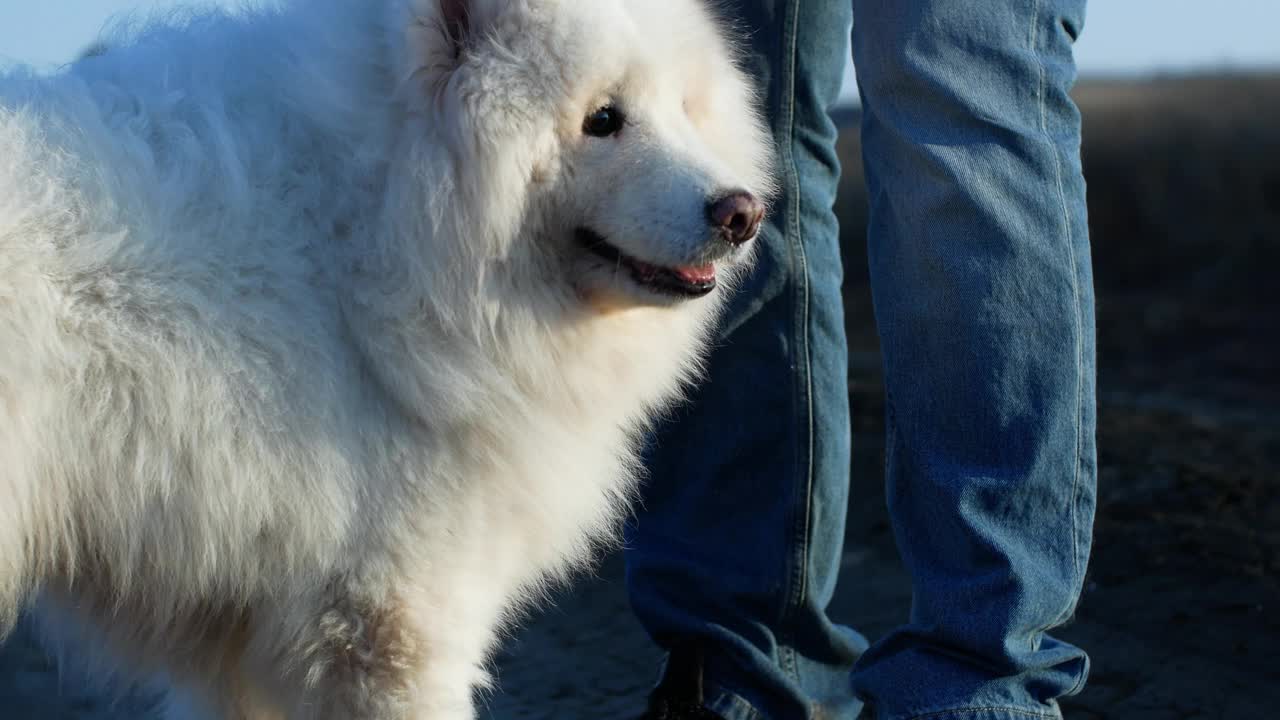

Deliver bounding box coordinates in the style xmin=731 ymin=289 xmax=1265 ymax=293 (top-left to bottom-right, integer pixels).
xmin=583 ymin=106 xmax=625 ymax=137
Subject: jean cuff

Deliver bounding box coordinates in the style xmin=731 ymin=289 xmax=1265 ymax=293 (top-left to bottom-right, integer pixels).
xmin=891 ymin=705 xmax=1064 ymax=720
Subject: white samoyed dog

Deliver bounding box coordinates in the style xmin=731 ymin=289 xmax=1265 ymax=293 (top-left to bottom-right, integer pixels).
xmin=0 ymin=0 xmax=774 ymax=717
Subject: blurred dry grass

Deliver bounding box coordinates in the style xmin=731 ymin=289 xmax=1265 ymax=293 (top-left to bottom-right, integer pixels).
xmin=1079 ymin=73 xmax=1280 ymax=303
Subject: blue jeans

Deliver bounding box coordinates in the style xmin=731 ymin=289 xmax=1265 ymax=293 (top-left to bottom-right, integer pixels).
xmin=625 ymin=0 xmax=1096 ymax=718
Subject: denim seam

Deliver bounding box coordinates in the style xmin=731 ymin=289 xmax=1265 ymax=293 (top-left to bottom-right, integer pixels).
xmin=1030 ymin=0 xmax=1087 ymax=640
xmin=776 ymin=0 xmax=811 ymax=686
xmin=904 ymin=705 xmax=1061 ymax=720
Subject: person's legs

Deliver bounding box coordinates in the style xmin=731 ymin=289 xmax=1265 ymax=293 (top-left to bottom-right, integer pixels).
xmin=848 ymin=1 xmax=1097 ymax=718
xmin=624 ymin=1 xmax=862 ymax=718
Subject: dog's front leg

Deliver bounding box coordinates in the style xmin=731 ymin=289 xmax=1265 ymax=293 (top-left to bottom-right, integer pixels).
xmin=401 ymin=582 xmax=513 ymax=720
xmin=265 ymin=584 xmax=493 ymax=720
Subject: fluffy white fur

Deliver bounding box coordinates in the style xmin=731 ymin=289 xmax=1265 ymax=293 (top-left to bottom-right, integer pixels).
xmin=0 ymin=0 xmax=773 ymax=717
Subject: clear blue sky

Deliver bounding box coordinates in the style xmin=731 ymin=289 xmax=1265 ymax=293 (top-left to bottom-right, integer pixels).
xmin=2 ymin=1 xmax=1278 ymax=93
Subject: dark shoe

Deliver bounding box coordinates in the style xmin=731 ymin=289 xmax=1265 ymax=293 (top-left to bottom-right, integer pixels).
xmin=635 ymin=647 xmax=727 ymax=720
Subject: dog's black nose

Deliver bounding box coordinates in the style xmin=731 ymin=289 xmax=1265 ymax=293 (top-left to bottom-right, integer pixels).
xmin=707 ymin=191 xmax=764 ymax=246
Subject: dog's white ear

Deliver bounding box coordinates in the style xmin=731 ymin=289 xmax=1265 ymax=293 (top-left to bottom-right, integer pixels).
xmin=405 ymin=0 xmax=496 ymax=66
xmin=439 ymin=0 xmax=471 ymax=59
xmin=397 ymin=0 xmax=493 ymax=101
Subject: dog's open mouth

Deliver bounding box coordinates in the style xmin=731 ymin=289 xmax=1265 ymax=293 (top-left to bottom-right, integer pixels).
xmin=575 ymin=228 xmax=717 ymax=298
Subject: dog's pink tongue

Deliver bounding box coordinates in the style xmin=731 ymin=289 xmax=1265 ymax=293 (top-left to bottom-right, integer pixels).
xmin=674 ymin=263 xmax=716 ymax=284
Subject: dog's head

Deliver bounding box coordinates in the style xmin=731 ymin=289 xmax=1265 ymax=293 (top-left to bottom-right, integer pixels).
xmin=388 ymin=0 xmax=774 ymax=318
